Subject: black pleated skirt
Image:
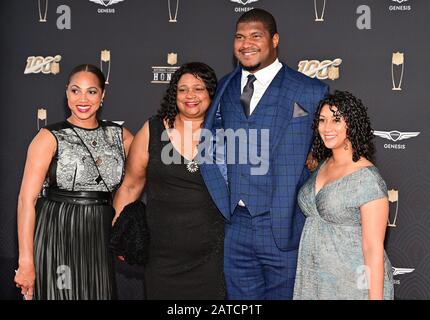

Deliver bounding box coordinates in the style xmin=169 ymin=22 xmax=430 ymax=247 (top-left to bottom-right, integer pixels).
xmin=33 ymin=190 xmax=116 ymax=300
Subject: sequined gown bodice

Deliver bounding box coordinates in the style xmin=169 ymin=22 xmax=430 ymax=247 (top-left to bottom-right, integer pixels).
xmin=45 ymin=120 xmax=125 ymax=192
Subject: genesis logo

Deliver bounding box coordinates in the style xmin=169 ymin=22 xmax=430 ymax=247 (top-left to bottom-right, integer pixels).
xmin=374 ymin=130 xmax=420 ymax=150
xmin=374 ymin=130 xmax=420 ymax=142
xmin=89 ymin=0 xmax=125 ymax=13
xmin=89 ymin=0 xmax=124 ymax=6
xmin=392 ymin=267 xmax=415 ymax=285
xmin=230 ymin=0 xmax=258 ymax=13
xmin=230 ymin=0 xmax=259 ymax=5
xmin=392 ymin=267 xmax=414 ymax=275
xmin=389 ymin=0 xmax=411 ymax=11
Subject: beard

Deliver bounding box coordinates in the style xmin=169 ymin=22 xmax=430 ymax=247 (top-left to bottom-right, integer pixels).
xmin=240 ymin=62 xmax=261 ymax=72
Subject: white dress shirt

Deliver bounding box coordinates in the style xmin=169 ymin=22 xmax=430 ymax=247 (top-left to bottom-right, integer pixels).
xmin=240 ymin=58 xmax=283 ymax=116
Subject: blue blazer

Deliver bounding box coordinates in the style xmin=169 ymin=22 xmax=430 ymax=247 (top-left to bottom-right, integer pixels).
xmin=198 ymin=63 xmax=329 ymax=250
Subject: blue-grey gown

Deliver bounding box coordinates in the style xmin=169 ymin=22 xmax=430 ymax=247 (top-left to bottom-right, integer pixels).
xmin=293 ymin=164 xmax=394 ymax=300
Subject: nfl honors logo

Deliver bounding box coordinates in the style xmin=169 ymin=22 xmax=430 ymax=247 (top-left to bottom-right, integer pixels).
xmin=167 ymin=53 xmax=177 ymax=66
xmin=151 ymin=53 xmax=180 ymax=84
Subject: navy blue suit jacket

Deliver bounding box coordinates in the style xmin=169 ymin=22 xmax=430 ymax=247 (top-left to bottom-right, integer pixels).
xmin=198 ymin=63 xmax=328 ymax=250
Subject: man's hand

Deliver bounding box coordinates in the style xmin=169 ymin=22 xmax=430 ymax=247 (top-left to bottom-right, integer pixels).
xmin=306 ymin=152 xmax=319 ymax=172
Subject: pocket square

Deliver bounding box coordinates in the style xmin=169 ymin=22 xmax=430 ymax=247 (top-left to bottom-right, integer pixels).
xmin=293 ymin=102 xmax=309 ymax=118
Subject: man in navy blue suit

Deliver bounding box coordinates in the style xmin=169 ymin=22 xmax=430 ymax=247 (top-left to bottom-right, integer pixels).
xmin=198 ymin=9 xmax=329 ymax=299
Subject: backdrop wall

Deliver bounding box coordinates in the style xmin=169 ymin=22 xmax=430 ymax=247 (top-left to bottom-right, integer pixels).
xmin=1 ymin=0 xmax=429 ymax=299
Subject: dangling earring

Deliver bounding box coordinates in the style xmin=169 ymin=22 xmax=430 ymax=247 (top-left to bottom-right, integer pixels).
xmin=100 ymin=100 xmax=103 ymax=108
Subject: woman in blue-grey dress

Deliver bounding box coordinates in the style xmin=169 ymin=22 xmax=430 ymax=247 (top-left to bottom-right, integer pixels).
xmin=293 ymin=90 xmax=394 ymax=300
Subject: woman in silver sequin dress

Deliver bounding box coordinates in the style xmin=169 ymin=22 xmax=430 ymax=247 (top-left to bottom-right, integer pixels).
xmin=14 ymin=64 xmax=133 ymax=300
xmin=293 ymin=91 xmax=394 ymax=300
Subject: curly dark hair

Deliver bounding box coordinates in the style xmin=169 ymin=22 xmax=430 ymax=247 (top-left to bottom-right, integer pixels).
xmin=311 ymin=90 xmax=375 ymax=162
xmin=157 ymin=62 xmax=217 ymax=128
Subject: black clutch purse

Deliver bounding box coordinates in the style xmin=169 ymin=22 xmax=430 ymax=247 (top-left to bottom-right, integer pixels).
xmin=110 ymin=200 xmax=150 ymax=265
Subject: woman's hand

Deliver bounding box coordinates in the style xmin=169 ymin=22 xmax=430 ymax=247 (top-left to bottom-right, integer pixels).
xmin=14 ymin=262 xmax=35 ymax=300
xmin=15 ymin=129 xmax=56 ymax=301
xmin=113 ymin=121 xmax=149 ymax=221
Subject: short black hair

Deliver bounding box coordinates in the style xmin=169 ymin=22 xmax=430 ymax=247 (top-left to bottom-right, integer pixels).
xmin=312 ymin=90 xmax=375 ymax=162
xmin=236 ymin=8 xmax=278 ymax=37
xmin=67 ymin=64 xmax=106 ymax=92
xmin=157 ymin=62 xmax=217 ymax=128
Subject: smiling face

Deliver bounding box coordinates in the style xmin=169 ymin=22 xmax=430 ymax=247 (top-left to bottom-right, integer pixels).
xmin=66 ymin=71 xmax=104 ymax=124
xmin=176 ymin=73 xmax=211 ymax=120
xmin=234 ymin=21 xmax=279 ymax=72
xmin=317 ymin=104 xmax=349 ymax=150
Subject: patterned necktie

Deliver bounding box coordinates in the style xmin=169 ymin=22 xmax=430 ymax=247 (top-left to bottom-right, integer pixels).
xmin=240 ymin=74 xmax=257 ymax=118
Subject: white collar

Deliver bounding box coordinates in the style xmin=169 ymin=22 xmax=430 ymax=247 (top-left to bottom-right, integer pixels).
xmin=241 ymin=58 xmax=282 ymax=86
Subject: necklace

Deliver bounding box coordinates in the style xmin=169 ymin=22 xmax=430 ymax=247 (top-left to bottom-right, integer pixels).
xmin=186 ymin=159 xmax=199 ymax=173
xmin=169 ymin=118 xmax=201 ymax=173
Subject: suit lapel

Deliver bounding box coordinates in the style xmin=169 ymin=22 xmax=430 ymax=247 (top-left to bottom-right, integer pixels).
xmin=270 ymin=64 xmax=304 ymax=150
xmin=198 ymin=67 xmax=240 ymax=220
xmin=226 ymin=73 xmax=244 ymax=120
xmin=203 ymin=67 xmax=240 ymax=131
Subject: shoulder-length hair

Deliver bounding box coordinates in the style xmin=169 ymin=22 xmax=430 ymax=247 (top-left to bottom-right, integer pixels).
xmin=157 ymin=62 xmax=217 ymax=128
xmin=311 ymin=90 xmax=375 ymax=162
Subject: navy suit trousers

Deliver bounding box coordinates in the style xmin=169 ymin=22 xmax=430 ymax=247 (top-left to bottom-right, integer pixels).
xmin=224 ymin=206 xmax=299 ymax=300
